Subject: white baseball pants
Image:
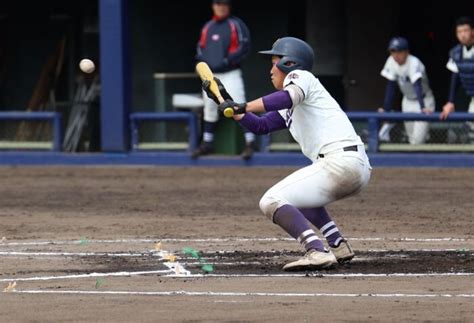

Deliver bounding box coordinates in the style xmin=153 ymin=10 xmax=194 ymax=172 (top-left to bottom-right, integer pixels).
xmin=401 ymin=93 xmax=435 ymax=144
xmin=202 ymin=69 xmax=246 ymax=123
xmin=259 ymin=146 xmax=372 ymax=221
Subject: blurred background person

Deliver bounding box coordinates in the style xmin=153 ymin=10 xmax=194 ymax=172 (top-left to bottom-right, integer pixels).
xmin=379 ymin=37 xmax=435 ymax=144
xmin=440 ymin=17 xmax=474 ymax=142
xmin=193 ymin=0 xmax=256 ymax=159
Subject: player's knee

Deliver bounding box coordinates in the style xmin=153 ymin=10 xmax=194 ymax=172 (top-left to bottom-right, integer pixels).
xmin=259 ymin=193 xmax=284 ymax=222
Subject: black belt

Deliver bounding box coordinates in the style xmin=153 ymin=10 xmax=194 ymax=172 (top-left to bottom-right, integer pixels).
xmin=318 ymin=145 xmax=358 ymax=158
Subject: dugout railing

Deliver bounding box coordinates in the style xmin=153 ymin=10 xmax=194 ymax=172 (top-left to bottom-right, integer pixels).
xmin=0 ymin=111 xmax=62 ymax=152
xmin=260 ymin=112 xmax=474 ymax=154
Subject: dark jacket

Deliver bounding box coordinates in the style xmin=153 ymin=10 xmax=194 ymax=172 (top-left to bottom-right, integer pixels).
xmin=450 ymin=44 xmax=474 ymax=96
xmin=196 ymin=15 xmax=251 ymax=73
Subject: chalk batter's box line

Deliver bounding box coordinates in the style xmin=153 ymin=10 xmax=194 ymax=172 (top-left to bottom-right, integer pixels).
xmin=0 ymin=248 xmax=468 ymax=257
xmin=0 ymin=236 xmax=470 ymax=247
xmin=1 ymin=271 xmax=473 ymax=283
xmin=7 ymin=289 xmax=474 ymax=299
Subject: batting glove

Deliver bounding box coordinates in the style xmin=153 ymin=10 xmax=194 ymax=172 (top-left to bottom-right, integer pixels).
xmin=202 ymin=77 xmax=234 ymax=104
xmin=217 ymin=99 xmax=247 ymax=115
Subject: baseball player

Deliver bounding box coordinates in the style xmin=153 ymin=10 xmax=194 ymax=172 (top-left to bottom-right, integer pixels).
xmin=193 ymin=0 xmax=256 ymax=160
xmin=440 ymin=17 xmax=474 ymax=141
xmin=203 ymin=37 xmax=372 ymax=271
xmin=379 ymin=37 xmax=435 ymax=144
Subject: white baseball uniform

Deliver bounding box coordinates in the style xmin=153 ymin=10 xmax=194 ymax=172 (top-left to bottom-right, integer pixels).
xmin=202 ymin=69 xmax=246 ymax=122
xmin=259 ymin=70 xmax=372 ymax=220
xmin=381 ymin=54 xmax=435 ymax=144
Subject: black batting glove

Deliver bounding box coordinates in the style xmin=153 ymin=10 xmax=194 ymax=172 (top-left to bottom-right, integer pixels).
xmin=202 ymin=77 xmax=234 ymax=104
xmin=215 ymin=78 xmax=233 ymax=101
xmin=217 ymin=99 xmax=247 ymax=115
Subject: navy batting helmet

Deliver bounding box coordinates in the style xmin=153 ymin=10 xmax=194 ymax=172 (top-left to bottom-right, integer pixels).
xmin=388 ymin=37 xmax=409 ymax=51
xmin=259 ymin=37 xmax=314 ymax=74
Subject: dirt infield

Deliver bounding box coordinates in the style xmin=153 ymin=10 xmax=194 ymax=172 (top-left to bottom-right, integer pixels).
xmin=0 ymin=167 xmax=473 ymax=322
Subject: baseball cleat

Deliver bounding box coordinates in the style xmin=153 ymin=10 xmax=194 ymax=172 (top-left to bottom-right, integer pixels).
xmin=191 ymin=143 xmax=214 ymax=159
xmin=241 ymin=143 xmax=255 ymax=160
xmin=330 ymin=239 xmax=355 ymax=263
xmin=282 ymin=250 xmax=337 ymax=271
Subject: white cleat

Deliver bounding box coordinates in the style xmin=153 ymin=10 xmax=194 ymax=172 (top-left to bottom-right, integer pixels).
xmin=330 ymin=239 xmax=355 ymax=263
xmin=282 ymin=250 xmax=337 ymax=271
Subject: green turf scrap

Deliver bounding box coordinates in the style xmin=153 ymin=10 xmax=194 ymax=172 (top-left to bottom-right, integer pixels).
xmin=183 ymin=247 xmax=215 ymax=273
xmin=201 ymin=264 xmax=214 ymax=273
xmin=95 ymin=279 xmax=104 ymax=289
xmin=79 ymin=237 xmax=89 ymax=246
xmin=182 ymin=247 xmax=200 ymax=259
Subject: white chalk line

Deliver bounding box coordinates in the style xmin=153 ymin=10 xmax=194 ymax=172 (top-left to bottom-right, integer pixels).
xmin=0 ymin=251 xmax=156 ymax=257
xmin=0 ymin=236 xmax=470 ymax=246
xmin=8 ymin=289 xmax=474 ymax=299
xmin=0 ymin=270 xmax=172 ymax=282
xmin=1 ymin=271 xmax=472 ymax=283
xmin=0 ymin=248 xmax=468 ymax=258
xmin=167 ymin=272 xmax=474 ymax=278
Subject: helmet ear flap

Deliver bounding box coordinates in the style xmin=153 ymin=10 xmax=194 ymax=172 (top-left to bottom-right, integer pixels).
xmin=277 ymin=56 xmax=301 ymax=74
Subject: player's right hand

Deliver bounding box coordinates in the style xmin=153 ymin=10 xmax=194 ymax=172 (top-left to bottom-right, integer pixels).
xmin=202 ymin=77 xmax=234 ymax=104
xmin=440 ymin=102 xmax=455 ymax=120
xmin=377 ymin=107 xmax=385 ymax=113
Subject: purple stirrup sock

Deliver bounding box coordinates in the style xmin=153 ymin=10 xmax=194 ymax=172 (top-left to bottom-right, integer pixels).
xmin=300 ymin=207 xmax=344 ymax=247
xmin=273 ymin=205 xmax=325 ymax=252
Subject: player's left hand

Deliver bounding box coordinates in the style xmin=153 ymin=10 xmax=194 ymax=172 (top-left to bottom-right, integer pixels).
xmin=217 ymin=99 xmax=247 ymax=115
xmin=202 ymin=77 xmax=234 ymax=104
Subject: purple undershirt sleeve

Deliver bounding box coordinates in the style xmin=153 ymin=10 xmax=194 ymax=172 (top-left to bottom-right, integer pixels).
xmin=262 ymin=90 xmax=293 ymax=112
xmin=238 ymin=111 xmax=287 ymax=135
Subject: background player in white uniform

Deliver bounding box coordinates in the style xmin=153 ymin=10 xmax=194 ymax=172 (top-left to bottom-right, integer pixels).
xmin=203 ymin=37 xmax=372 ymax=271
xmin=379 ymin=37 xmax=435 ymax=144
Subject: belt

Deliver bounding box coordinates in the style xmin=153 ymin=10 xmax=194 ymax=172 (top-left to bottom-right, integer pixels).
xmin=318 ymin=145 xmax=358 ymax=158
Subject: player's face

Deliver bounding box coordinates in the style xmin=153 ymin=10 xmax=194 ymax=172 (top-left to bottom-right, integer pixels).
xmin=270 ymin=56 xmax=286 ymax=90
xmin=390 ymin=50 xmax=409 ymax=65
xmin=212 ymin=3 xmax=231 ymax=19
xmin=456 ymin=24 xmax=473 ymax=45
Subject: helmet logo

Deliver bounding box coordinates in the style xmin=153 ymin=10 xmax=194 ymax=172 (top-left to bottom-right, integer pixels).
xmin=288 ymin=73 xmax=299 ymax=80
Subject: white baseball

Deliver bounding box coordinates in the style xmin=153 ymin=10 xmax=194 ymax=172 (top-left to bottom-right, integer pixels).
xmin=79 ymin=59 xmax=95 ymax=74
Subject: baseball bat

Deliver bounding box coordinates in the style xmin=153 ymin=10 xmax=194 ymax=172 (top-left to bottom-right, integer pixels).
xmin=195 ymin=62 xmax=234 ymax=118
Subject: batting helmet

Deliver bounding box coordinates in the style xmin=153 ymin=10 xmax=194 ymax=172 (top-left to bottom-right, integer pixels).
xmin=259 ymin=37 xmax=314 ymax=74
xmin=388 ymin=37 xmax=409 ymax=51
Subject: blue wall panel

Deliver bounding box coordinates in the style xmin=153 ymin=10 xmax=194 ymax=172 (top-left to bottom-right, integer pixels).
xmin=99 ymin=0 xmax=131 ymax=151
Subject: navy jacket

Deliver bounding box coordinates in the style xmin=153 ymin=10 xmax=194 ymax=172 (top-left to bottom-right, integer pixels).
xmin=196 ymin=15 xmax=251 ymax=73
xmin=450 ymin=44 xmax=474 ymax=97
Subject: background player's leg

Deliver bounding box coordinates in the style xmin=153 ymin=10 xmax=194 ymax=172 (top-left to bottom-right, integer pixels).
xmin=192 ymin=91 xmax=219 ymax=158
xmin=411 ymin=121 xmax=429 ymax=144
xmin=300 ymin=207 xmax=344 ymax=247
xmin=402 ymin=97 xmax=418 ymax=144
xmin=273 ymin=205 xmax=325 ymax=252
xmin=220 ymin=69 xmax=256 ymax=159
xmin=467 ymin=97 xmax=474 ymax=144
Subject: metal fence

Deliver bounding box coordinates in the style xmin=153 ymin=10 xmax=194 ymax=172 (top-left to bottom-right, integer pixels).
xmin=0 ymin=112 xmax=62 ymax=151
xmin=262 ymin=112 xmax=474 ymax=154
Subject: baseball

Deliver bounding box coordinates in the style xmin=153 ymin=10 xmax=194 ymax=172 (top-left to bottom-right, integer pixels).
xmin=79 ymin=59 xmax=95 ymax=74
